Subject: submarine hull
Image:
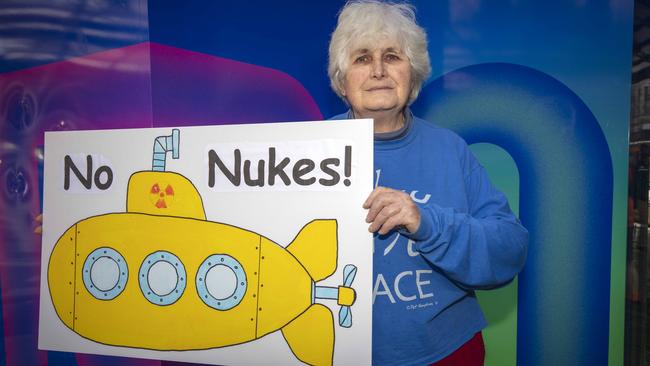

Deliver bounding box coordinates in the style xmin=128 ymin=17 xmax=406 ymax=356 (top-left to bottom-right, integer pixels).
xmin=48 ymin=213 xmax=314 ymax=350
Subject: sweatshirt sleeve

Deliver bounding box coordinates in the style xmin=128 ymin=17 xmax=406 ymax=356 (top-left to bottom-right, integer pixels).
xmin=406 ymin=152 xmax=529 ymax=290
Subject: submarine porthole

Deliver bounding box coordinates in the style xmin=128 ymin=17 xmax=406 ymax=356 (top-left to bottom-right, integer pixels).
xmin=148 ymin=261 xmax=178 ymax=296
xmin=90 ymin=257 xmax=119 ymax=291
xmin=82 ymin=247 xmax=128 ymax=301
xmin=206 ymin=265 xmax=237 ymax=299
xmin=139 ymin=251 xmax=186 ymax=306
xmin=196 ymin=254 xmax=247 ymax=311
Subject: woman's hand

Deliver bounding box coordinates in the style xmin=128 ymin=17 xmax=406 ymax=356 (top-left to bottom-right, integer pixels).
xmin=363 ymin=186 xmax=421 ymax=235
xmin=34 ymin=213 xmax=43 ymax=234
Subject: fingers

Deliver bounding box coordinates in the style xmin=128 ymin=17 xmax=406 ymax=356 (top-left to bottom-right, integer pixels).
xmin=364 ymin=187 xmax=420 ymax=234
xmin=363 ymin=186 xmax=388 ymax=209
xmin=365 ymin=187 xmax=397 ymax=223
xmin=34 ymin=213 xmax=43 ymax=235
xmin=373 ymin=206 xmax=409 ymax=235
xmin=368 ymin=202 xmax=402 ymax=234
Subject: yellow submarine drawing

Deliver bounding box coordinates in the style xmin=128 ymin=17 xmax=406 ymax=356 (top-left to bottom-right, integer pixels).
xmin=48 ymin=129 xmax=357 ymax=366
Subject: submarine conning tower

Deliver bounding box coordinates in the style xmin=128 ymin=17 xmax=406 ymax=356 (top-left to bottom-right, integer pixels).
xmin=126 ymin=128 xmax=206 ymax=219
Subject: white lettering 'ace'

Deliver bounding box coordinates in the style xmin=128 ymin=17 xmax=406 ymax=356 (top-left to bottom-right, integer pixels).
xmin=373 ymin=270 xmax=434 ymax=304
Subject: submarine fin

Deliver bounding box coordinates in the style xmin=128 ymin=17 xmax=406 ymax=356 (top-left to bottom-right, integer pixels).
xmin=286 ymin=219 xmax=337 ymax=281
xmin=281 ymin=303 xmax=334 ymax=366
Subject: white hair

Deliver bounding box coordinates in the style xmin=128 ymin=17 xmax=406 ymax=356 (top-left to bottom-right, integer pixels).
xmin=328 ymin=0 xmax=431 ymax=104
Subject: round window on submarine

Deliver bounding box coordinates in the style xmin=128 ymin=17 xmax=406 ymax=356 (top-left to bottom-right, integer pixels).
xmin=196 ymin=254 xmax=246 ymax=311
xmin=82 ymin=247 xmax=128 ymax=300
xmin=139 ymin=251 xmax=187 ymax=306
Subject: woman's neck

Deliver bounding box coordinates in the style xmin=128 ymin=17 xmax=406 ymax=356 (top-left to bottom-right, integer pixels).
xmin=352 ymin=109 xmax=406 ymax=133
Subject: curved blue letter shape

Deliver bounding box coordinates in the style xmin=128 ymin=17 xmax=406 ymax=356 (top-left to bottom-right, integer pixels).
xmin=419 ymin=63 xmax=613 ymax=366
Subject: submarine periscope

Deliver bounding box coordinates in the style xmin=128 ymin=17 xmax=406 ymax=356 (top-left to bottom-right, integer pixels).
xmin=47 ymin=129 xmax=357 ymax=366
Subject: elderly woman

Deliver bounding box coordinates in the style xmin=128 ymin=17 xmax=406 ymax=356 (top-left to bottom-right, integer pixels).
xmin=328 ymin=1 xmax=528 ymax=365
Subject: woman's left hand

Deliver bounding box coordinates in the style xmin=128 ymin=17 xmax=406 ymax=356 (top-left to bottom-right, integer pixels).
xmin=363 ymin=186 xmax=421 ymax=235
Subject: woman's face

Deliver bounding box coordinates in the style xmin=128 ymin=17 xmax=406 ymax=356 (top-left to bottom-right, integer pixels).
xmin=342 ymin=39 xmax=412 ymax=119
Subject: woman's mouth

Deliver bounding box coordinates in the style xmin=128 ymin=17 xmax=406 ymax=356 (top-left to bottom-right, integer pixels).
xmin=366 ymin=86 xmax=393 ymax=91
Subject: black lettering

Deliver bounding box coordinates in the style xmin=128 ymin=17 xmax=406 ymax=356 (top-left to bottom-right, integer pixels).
xmin=268 ymin=147 xmax=291 ymax=185
xmin=94 ymin=165 xmax=113 ymax=190
xmin=244 ymin=159 xmax=265 ymax=187
xmin=319 ymin=158 xmax=340 ymax=186
xmin=208 ymin=149 xmax=241 ymax=187
xmin=64 ymin=155 xmax=92 ymax=190
xmin=293 ymin=159 xmax=316 ymax=185
xmin=344 ymin=145 xmax=352 ymax=186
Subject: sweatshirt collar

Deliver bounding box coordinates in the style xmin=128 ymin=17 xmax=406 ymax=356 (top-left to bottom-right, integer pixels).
xmin=346 ymin=109 xmax=414 ymax=142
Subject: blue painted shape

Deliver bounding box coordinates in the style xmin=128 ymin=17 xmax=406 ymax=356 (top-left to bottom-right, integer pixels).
xmin=314 ymin=287 xmax=338 ymax=300
xmin=152 ymin=129 xmax=180 ymax=172
xmin=196 ymin=254 xmax=247 ymax=311
xmin=339 ymin=306 xmax=352 ymax=328
xmin=415 ymin=62 xmax=613 ymax=366
xmin=82 ymin=247 xmax=129 ymax=301
xmin=343 ymin=264 xmax=357 ymax=287
xmin=147 ymin=0 xmax=346 ymax=119
xmin=138 ymin=251 xmax=187 ymax=306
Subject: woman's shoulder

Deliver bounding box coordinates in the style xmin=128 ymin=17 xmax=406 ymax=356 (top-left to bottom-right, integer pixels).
xmin=412 ymin=115 xmax=468 ymax=147
xmin=412 ymin=115 xmax=481 ymax=175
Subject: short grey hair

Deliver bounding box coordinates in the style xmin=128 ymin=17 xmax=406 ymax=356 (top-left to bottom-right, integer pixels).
xmin=328 ymin=0 xmax=431 ymax=105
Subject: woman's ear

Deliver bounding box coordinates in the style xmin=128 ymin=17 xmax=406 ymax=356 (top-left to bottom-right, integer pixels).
xmin=336 ymin=70 xmax=346 ymax=97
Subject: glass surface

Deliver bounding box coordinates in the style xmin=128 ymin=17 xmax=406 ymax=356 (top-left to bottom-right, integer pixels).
xmin=626 ymin=1 xmax=650 ymax=365
xmin=0 ymin=0 xmax=635 ymax=365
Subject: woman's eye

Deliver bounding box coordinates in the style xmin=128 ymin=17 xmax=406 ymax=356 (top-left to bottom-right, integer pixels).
xmin=354 ymin=55 xmax=370 ymax=64
xmin=385 ymin=54 xmax=401 ymax=61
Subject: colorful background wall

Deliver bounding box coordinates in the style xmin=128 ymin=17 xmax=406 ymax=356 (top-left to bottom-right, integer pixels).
xmin=0 ymin=1 xmax=633 ymax=365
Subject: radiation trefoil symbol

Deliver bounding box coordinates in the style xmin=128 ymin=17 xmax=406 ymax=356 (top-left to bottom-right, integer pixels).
xmin=149 ymin=182 xmax=174 ymax=209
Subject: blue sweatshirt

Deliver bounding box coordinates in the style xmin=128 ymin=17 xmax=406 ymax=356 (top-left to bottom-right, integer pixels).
xmin=332 ymin=111 xmax=528 ymax=365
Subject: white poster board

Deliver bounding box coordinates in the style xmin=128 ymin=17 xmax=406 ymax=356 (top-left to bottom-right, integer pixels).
xmin=38 ymin=119 xmax=373 ymax=366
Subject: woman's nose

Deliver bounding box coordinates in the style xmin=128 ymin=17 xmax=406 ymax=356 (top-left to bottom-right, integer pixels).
xmin=371 ymin=59 xmax=385 ymax=78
